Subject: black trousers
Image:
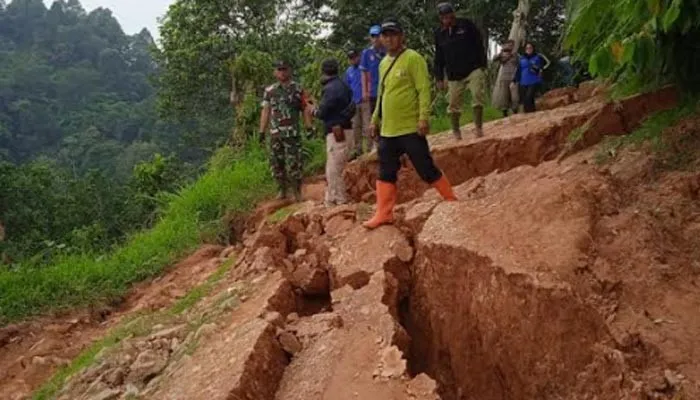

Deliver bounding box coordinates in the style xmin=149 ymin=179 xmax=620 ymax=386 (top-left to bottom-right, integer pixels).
xmin=378 ymin=133 xmax=442 ymax=184
xmin=519 ymin=83 xmax=541 ymax=113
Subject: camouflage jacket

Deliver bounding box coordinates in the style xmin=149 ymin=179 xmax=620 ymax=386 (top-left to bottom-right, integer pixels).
xmin=262 ymin=81 xmax=307 ymax=137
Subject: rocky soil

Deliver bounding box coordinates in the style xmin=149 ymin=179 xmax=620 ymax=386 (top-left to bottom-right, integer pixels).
xmin=2 ymin=85 xmax=698 ymax=400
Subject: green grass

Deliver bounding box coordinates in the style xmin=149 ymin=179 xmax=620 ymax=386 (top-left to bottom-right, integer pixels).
xmin=33 ymin=312 xmax=153 ymax=400
xmin=267 ymin=204 xmax=302 ymax=224
xmin=32 ymin=257 xmax=237 ymax=400
xmin=430 ymin=104 xmax=503 ymax=134
xmin=303 ymin=137 xmax=326 ymax=176
xmin=167 ymin=257 xmax=236 ymax=316
xmin=594 ymin=99 xmax=700 ymax=166
xmin=0 ymin=144 xmax=276 ymax=324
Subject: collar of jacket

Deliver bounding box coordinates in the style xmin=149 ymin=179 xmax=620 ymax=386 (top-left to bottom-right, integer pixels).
xmin=321 ymin=75 xmax=338 ymax=85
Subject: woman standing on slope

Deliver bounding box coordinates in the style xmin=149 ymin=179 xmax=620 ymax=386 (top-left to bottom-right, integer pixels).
xmin=513 ymin=42 xmax=550 ymax=113
xmin=491 ymin=39 xmax=520 ymax=117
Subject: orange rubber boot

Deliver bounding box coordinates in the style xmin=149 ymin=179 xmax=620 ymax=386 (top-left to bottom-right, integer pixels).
xmin=363 ymin=180 xmax=397 ymax=229
xmin=432 ymin=175 xmax=457 ymax=201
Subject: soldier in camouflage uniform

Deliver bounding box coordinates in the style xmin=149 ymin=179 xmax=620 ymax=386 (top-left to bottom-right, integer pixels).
xmin=259 ymin=60 xmax=312 ymax=201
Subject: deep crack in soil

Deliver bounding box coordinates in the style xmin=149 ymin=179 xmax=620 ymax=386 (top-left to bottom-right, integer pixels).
xmin=5 ymin=85 xmax=698 ymax=400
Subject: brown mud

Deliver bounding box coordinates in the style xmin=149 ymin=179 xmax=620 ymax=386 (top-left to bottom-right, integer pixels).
xmin=3 ymin=85 xmax=699 ymax=400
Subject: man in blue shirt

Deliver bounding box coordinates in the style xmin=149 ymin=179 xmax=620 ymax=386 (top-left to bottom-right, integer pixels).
xmin=345 ymin=49 xmax=365 ymax=158
xmin=360 ymin=25 xmax=385 ymax=150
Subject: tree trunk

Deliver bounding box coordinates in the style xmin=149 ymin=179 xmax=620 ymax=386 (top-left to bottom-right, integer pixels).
xmin=508 ymin=0 xmax=531 ymax=50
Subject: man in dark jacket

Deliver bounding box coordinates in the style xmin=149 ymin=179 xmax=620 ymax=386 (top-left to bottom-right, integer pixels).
xmin=310 ymin=59 xmax=354 ymax=206
xmin=434 ymin=2 xmax=488 ymax=139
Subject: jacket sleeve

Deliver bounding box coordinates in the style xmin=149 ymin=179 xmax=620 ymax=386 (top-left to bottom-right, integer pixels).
xmin=315 ymin=81 xmax=342 ymax=121
xmin=360 ymin=50 xmax=369 ymax=71
xmin=315 ymin=88 xmax=332 ymax=120
xmin=433 ymin=29 xmax=445 ymax=81
xmin=410 ymin=53 xmax=432 ymax=122
xmin=513 ymin=58 xmax=522 ymax=83
xmin=467 ymin=20 xmax=488 ymax=67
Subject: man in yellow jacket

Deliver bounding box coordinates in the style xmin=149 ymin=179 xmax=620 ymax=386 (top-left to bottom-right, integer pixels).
xmin=364 ymin=19 xmax=457 ymax=229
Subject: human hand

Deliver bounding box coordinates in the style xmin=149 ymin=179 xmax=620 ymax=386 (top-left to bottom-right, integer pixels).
xmin=369 ymin=123 xmax=378 ymax=140
xmin=417 ymin=120 xmax=429 ymax=136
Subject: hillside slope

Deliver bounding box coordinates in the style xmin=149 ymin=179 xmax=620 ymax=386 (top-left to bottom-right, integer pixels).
xmin=3 ymin=86 xmax=699 ymax=400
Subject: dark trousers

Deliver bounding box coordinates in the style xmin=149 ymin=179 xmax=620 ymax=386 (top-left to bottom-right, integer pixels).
xmin=519 ymin=83 xmax=541 ymax=113
xmin=378 ymin=133 xmax=442 ymax=184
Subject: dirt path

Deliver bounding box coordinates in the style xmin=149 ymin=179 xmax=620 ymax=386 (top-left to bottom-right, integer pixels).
xmin=0 ymin=244 xmax=229 ymax=400
xmin=2 ymin=85 xmax=693 ymax=400
xmin=0 ymin=188 xmax=324 ymax=400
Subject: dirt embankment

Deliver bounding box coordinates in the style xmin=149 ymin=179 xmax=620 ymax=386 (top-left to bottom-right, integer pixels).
xmin=3 ymin=85 xmax=697 ymax=400
xmin=344 ymin=85 xmax=677 ymax=203
xmin=406 ymin=149 xmax=700 ymax=399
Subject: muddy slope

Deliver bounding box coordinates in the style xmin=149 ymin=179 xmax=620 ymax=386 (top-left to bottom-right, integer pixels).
xmin=15 ymin=85 xmax=697 ymax=400
xmin=406 ymin=150 xmax=700 ymax=399
xmin=344 ymin=86 xmax=677 ymax=203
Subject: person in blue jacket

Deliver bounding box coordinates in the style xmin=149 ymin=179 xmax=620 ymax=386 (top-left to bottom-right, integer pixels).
xmin=360 ymin=25 xmax=385 ymax=149
xmin=513 ymin=42 xmax=550 ymax=113
xmin=345 ymin=49 xmax=365 ymax=159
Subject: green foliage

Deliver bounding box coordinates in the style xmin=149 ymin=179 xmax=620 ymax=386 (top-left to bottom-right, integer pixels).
xmin=430 ymin=97 xmax=502 ymax=133
xmin=595 ymin=98 xmax=700 ymax=167
xmin=301 ymin=0 xmax=566 ymax=59
xmin=0 ymin=144 xmax=275 ymax=323
xmin=267 ymin=204 xmax=303 ymax=224
xmin=0 ymin=0 xmax=226 ymax=267
xmin=155 ymin=0 xmax=281 ymax=124
xmin=565 ymin=0 xmax=700 ymax=94
xmin=0 ymin=0 xmax=185 ymax=172
xmin=0 ymin=152 xmax=188 ymax=264
xmin=303 ymin=137 xmax=327 ymax=176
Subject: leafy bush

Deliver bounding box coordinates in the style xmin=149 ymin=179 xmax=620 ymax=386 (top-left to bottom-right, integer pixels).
xmin=565 ymin=0 xmax=700 ymax=94
xmin=0 ymin=143 xmax=274 ymax=323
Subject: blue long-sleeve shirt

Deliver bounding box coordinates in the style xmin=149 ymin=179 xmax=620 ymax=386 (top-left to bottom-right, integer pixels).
xmin=345 ymin=65 xmax=363 ymax=104
xmin=514 ymin=53 xmax=549 ymax=86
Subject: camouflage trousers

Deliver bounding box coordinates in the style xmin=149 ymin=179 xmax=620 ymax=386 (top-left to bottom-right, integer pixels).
xmin=269 ymin=133 xmax=303 ymax=190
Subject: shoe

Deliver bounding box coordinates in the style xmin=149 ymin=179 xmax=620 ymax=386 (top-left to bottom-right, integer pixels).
xmin=362 ymin=180 xmax=397 ymax=229
xmin=432 ymin=175 xmax=457 ymax=201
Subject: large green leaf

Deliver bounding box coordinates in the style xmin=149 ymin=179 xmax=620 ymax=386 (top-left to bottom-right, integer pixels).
xmin=662 ymin=0 xmax=682 ymax=32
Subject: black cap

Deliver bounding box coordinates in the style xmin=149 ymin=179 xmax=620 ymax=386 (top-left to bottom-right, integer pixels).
xmin=380 ymin=19 xmax=403 ymax=34
xmin=274 ymin=60 xmax=290 ymax=69
xmin=347 ymin=49 xmax=359 ymax=58
xmin=437 ymin=2 xmax=455 ymax=15
xmin=321 ymin=58 xmax=339 ymax=76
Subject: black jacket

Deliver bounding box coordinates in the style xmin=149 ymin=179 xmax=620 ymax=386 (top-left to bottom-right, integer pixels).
xmin=316 ymin=76 xmax=354 ymax=133
xmin=434 ymin=18 xmax=487 ymax=81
